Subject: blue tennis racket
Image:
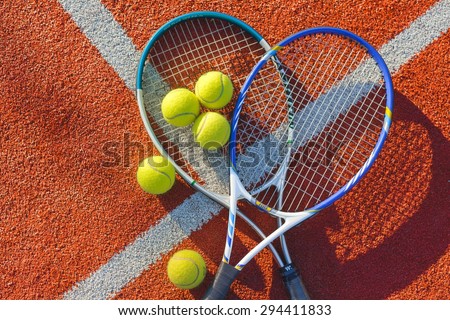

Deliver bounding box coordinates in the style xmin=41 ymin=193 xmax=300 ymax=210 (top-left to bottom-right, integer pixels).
xmin=204 ymin=27 xmax=394 ymax=299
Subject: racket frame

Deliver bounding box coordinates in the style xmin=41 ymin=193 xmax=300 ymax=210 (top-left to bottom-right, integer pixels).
xmin=135 ymin=11 xmax=308 ymax=299
xmin=205 ymin=27 xmax=394 ymax=299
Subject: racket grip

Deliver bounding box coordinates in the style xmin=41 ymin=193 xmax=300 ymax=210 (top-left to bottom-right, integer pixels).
xmin=203 ymin=262 xmax=240 ymax=300
xmin=280 ymin=263 xmax=310 ymax=300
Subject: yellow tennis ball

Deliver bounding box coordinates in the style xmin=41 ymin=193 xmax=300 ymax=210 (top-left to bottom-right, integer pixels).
xmin=195 ymin=71 xmax=233 ymax=109
xmin=192 ymin=112 xmax=230 ymax=150
xmin=136 ymin=156 xmax=175 ymax=195
xmin=161 ymin=88 xmax=200 ymax=127
xmin=167 ymin=249 xmax=207 ymax=289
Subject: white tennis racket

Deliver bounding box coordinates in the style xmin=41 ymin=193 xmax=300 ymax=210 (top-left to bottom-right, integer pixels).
xmin=136 ymin=11 xmax=308 ymax=299
xmin=203 ymin=27 xmax=394 ymax=299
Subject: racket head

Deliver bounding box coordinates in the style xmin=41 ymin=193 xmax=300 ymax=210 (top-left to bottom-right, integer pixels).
xmin=136 ymin=11 xmax=270 ymax=198
xmin=230 ymin=27 xmax=394 ymax=215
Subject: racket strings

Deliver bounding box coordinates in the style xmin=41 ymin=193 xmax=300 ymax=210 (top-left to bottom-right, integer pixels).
xmin=288 ymin=81 xmax=385 ymax=211
xmin=235 ymin=37 xmax=358 ymax=173
xmin=283 ymin=82 xmax=385 ymax=211
xmin=235 ymin=63 xmax=291 ymax=188
xmin=270 ymin=44 xmax=366 ymax=210
xmin=236 ymin=39 xmax=360 ymax=196
xmin=280 ymin=48 xmax=384 ymax=211
xmin=141 ymin=18 xmax=266 ymax=194
xmin=151 ymin=21 xmax=256 ymax=87
xmin=235 ymin=34 xmax=388 ymax=213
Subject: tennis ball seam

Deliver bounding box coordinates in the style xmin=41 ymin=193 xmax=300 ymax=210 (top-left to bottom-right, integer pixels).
xmin=169 ymin=257 xmax=201 ymax=288
xmin=161 ymin=88 xmax=200 ymax=126
xmin=192 ymin=112 xmax=230 ymax=149
xmin=193 ymin=113 xmax=229 ymax=146
xmin=197 ymin=74 xmax=225 ymax=103
xmin=148 ymin=165 xmax=174 ymax=185
xmin=212 ymin=123 xmax=229 ymax=146
xmin=193 ymin=113 xmax=209 ymax=141
xmin=164 ymin=112 xmax=198 ymax=121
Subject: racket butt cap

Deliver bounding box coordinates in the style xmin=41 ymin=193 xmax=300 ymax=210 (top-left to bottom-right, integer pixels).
xmin=280 ymin=263 xmax=310 ymax=300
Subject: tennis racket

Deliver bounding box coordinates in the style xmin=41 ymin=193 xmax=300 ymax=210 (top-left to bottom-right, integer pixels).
xmin=203 ymin=27 xmax=394 ymax=299
xmin=136 ymin=11 xmax=308 ymax=299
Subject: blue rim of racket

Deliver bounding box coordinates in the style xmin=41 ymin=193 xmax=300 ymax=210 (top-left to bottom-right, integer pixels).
xmin=136 ymin=11 xmax=264 ymax=91
xmin=230 ymin=26 xmax=394 ymax=213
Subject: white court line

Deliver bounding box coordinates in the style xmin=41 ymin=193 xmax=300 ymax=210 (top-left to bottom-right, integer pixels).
xmin=64 ymin=193 xmax=222 ymax=299
xmin=57 ymin=0 xmax=140 ymax=90
xmin=60 ymin=0 xmax=450 ymax=299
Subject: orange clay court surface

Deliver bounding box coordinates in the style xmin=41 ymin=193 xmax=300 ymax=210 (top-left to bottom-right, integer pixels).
xmin=1 ymin=0 xmax=449 ymax=300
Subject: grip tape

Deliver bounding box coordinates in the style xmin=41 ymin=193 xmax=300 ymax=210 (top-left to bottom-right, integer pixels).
xmin=203 ymin=262 xmax=240 ymax=300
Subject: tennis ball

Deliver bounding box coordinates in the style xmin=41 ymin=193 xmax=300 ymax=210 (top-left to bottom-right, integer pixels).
xmin=136 ymin=156 xmax=175 ymax=195
xmin=192 ymin=112 xmax=230 ymax=150
xmin=195 ymin=71 xmax=233 ymax=109
xmin=167 ymin=249 xmax=207 ymax=289
xmin=161 ymin=88 xmax=200 ymax=127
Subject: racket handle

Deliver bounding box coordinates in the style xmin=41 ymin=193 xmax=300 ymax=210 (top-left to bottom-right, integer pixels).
xmin=203 ymin=262 xmax=240 ymax=300
xmin=280 ymin=263 xmax=310 ymax=300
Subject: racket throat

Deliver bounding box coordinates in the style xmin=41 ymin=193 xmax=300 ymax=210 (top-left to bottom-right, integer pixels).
xmin=223 ymin=168 xmax=247 ymax=262
xmin=251 ymin=153 xmax=291 ymax=200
